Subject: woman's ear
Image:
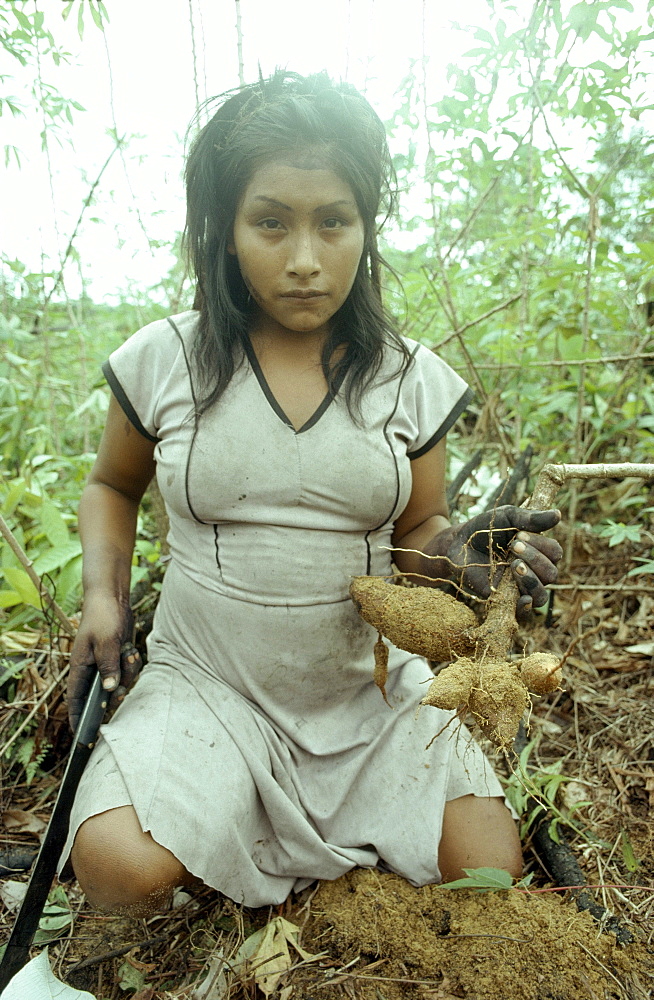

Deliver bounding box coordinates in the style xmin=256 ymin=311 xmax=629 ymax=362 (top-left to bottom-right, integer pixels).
xmin=227 ymin=232 xmax=236 ymax=255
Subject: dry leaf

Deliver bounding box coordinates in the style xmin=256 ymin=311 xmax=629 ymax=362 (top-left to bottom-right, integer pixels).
xmin=191 ymin=952 xmax=228 ymax=1000
xmin=232 ymin=917 xmax=323 ymax=997
xmin=0 ymin=879 xmax=27 ymax=912
xmin=2 ymin=808 xmax=47 ymax=836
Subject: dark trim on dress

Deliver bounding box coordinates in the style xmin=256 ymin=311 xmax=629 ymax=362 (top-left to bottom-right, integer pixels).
xmin=407 ymin=385 xmax=474 ymax=461
xmin=213 ymin=524 xmax=222 ymax=575
xmin=102 ymin=360 xmax=159 ymax=443
xmin=242 ymin=334 xmax=349 ymax=434
xmin=167 ymin=318 xmax=207 ymax=525
xmin=363 ymin=344 xmax=419 ymax=574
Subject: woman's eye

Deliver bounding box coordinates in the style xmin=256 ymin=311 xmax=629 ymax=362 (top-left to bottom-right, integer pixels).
xmin=258 ymin=218 xmax=283 ymax=230
xmin=321 ymin=218 xmax=344 ymax=230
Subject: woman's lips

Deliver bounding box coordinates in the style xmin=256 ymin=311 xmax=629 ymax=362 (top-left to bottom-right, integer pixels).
xmin=280 ymin=290 xmax=326 ymax=299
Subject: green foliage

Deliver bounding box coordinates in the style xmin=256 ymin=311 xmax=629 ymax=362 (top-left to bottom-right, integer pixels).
xmin=440 ymin=867 xmax=535 ymax=891
xmin=504 ymin=739 xmax=593 ymax=844
xmin=596 ymin=518 xmax=642 ymax=546
xmin=12 ymin=734 xmax=51 ymax=785
xmin=34 ymin=885 xmax=73 ymax=945
xmin=387 ymin=0 xmax=654 ymax=470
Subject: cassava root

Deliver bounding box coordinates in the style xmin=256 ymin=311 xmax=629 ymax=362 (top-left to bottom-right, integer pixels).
xmin=350 ymin=463 xmax=654 ymax=749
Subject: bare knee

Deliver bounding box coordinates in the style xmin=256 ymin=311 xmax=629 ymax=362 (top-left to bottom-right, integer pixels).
xmin=71 ymin=806 xmax=188 ymax=915
xmin=438 ymin=794 xmax=522 ymax=883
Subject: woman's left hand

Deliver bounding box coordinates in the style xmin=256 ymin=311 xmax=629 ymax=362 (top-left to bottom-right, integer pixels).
xmin=427 ymin=505 xmax=562 ymax=609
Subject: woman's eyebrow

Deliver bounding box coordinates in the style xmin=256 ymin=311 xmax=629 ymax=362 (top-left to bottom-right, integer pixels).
xmin=252 ymin=196 xmax=355 ymax=213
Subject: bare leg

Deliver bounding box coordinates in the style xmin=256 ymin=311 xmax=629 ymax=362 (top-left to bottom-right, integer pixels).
xmin=71 ymin=805 xmax=200 ymax=916
xmin=438 ymin=794 xmax=522 ymax=883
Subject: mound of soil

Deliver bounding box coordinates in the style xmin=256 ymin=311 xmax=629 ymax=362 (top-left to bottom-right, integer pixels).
xmin=303 ymin=869 xmax=652 ymax=1000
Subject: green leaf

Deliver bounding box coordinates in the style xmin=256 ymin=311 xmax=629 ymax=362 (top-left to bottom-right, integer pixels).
xmin=568 ymin=1 xmax=599 ymax=40
xmin=89 ymin=2 xmax=104 ymax=30
xmin=0 ymin=590 xmax=22 ymax=609
xmin=77 ymin=1 xmax=85 ymax=39
xmin=2 ymin=479 xmax=27 ymax=516
xmin=627 ymin=558 xmax=654 ymax=577
xmin=440 ymin=867 xmax=514 ymax=891
xmin=33 ymin=885 xmax=73 ymax=943
xmin=1 ymin=568 xmax=41 ymax=608
xmin=13 ymin=9 xmax=32 ymax=31
xmin=61 ymin=1 xmax=75 ymax=21
xmin=620 ymin=830 xmax=640 ymax=872
xmin=33 ymin=539 xmax=82 ymax=576
xmin=39 ymin=497 xmax=70 ymax=547
xmin=117 ymin=960 xmax=146 ymax=992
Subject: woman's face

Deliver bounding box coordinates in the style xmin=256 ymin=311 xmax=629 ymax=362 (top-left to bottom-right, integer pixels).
xmin=229 ymin=159 xmax=365 ymax=340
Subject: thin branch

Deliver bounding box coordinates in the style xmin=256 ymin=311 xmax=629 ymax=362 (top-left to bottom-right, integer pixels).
xmin=235 ymin=0 xmax=245 ymax=87
xmin=432 ymin=294 xmax=522 ymax=350
xmin=44 ymin=141 xmax=122 ymax=309
xmin=471 ymin=350 xmax=654 ymax=370
xmin=188 ymin=0 xmax=200 ymax=116
xmin=0 ymin=511 xmax=75 ymax=636
xmin=0 ymin=664 xmax=68 ymax=758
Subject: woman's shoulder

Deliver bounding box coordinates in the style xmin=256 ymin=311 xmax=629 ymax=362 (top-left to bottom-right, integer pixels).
xmin=379 ymin=335 xmax=462 ymax=385
xmin=113 ymin=310 xmax=199 ymax=358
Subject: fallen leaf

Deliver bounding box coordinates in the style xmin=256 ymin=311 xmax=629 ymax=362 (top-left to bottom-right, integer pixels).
xmin=2 ymin=948 xmax=97 ymax=999
xmin=2 ymin=809 xmax=46 ymax=836
xmin=191 ymin=952 xmax=228 ymax=999
xmin=232 ymin=917 xmax=323 ymax=997
xmin=625 ymin=641 xmax=654 ymax=656
xmin=124 ymin=954 xmax=157 ymax=974
xmin=0 ymin=880 xmax=27 ymax=912
xmin=34 ymin=885 xmax=73 ymax=944
xmin=118 ymin=960 xmax=146 ymax=992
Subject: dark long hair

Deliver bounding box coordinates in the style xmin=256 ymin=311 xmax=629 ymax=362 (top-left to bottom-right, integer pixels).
xmin=184 ymin=70 xmax=409 ymax=416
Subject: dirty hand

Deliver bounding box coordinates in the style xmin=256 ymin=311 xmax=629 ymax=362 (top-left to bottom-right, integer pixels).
xmin=428 ymin=505 xmax=562 ymax=609
xmin=67 ymin=594 xmax=142 ymax=730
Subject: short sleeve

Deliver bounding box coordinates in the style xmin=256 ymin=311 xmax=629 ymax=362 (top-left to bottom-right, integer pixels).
xmin=102 ymin=312 xmax=198 ymax=441
xmin=400 ymin=341 xmax=473 ymax=460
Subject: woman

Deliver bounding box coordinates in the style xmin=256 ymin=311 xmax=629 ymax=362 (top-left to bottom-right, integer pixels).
xmin=63 ymin=71 xmax=561 ymax=914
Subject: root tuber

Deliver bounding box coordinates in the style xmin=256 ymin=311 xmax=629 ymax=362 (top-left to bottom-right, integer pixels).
xmin=519 ymin=652 xmax=563 ymax=694
xmin=421 ymin=656 xmax=530 ymax=750
xmin=349 ymin=577 xmax=477 ymax=661
xmin=373 ymin=633 xmax=391 ymax=706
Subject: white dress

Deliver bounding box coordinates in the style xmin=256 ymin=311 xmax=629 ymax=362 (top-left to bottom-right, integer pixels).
xmin=59 ymin=310 xmax=507 ymax=907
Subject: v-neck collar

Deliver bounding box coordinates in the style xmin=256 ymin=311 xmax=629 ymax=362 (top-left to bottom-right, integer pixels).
xmin=242 ymin=335 xmax=348 ymax=434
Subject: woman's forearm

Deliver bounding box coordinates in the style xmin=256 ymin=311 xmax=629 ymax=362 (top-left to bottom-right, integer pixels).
xmin=392 ymin=514 xmax=453 ymax=585
xmin=78 ymin=482 xmax=140 ymax=603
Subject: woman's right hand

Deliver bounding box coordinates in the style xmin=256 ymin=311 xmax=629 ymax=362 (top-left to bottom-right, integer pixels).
xmin=68 ymin=594 xmax=142 ymax=730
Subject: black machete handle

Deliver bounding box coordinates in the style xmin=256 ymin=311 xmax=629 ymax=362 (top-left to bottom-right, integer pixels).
xmin=0 ymin=671 xmax=107 ymax=994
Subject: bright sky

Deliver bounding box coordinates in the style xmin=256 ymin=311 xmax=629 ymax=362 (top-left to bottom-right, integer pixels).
xmin=1 ymin=0 xmax=491 ymax=302
xmin=2 ymin=0 xmax=651 ymax=304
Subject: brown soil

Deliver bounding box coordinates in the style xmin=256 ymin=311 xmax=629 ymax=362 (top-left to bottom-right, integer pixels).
xmin=301 ymin=869 xmax=653 ymax=1000
xmin=2 ymin=511 xmax=654 ymax=999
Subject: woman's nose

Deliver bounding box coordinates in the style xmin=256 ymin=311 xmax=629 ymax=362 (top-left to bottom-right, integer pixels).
xmin=287 ymin=231 xmax=320 ymax=277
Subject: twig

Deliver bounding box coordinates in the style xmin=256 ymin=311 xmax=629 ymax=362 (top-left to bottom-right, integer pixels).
xmin=0 ymin=511 xmax=75 ymax=637
xmin=43 ymin=142 xmax=122 ymax=311
xmin=471 ymin=351 xmax=654 ymax=369
xmin=556 ymin=621 xmax=604 ymax=674
xmin=66 ymin=934 xmax=169 ymax=972
xmin=432 ymin=294 xmax=522 ymax=351
xmin=446 ymin=449 xmax=483 ymax=507
xmin=575 ymin=940 xmax=629 ymax=992
xmin=0 ymin=664 xmax=68 ymax=758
